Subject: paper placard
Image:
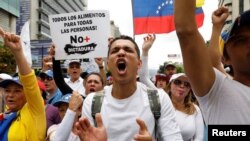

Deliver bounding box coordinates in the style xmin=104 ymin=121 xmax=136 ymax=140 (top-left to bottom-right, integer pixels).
xmin=49 ymin=10 xmax=110 ymax=60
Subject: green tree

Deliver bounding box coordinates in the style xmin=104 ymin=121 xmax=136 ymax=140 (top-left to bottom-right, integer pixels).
xmin=0 ymin=43 xmax=16 ymax=75
xmin=157 ymin=61 xmax=184 ymax=74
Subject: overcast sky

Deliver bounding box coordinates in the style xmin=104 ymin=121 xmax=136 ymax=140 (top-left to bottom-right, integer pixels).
xmin=88 ymin=0 xmax=219 ymax=69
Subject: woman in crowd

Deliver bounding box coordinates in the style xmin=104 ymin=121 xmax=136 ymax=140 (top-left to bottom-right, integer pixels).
xmin=154 ymin=73 xmax=170 ymax=91
xmin=0 ymin=27 xmax=46 ymax=140
xmin=166 ymin=73 xmax=204 ymax=141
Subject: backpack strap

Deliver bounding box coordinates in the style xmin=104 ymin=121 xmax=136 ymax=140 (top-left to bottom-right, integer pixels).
xmin=147 ymin=89 xmax=161 ymax=140
xmin=91 ymin=90 xmax=105 ymax=127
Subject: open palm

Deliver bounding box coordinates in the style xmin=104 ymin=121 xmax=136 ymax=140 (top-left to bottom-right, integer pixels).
xmin=76 ymin=113 xmax=107 ymax=141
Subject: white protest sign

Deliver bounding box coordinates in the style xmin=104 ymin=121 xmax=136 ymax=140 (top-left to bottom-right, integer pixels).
xmin=49 ymin=10 xmax=110 ymax=60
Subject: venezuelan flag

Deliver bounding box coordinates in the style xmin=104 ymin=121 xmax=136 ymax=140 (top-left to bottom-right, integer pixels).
xmin=132 ymin=0 xmax=205 ymax=35
xmin=196 ymin=0 xmax=205 ymax=8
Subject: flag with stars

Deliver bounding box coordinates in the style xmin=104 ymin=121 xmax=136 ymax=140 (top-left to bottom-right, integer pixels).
xmin=132 ymin=0 xmax=205 ymax=35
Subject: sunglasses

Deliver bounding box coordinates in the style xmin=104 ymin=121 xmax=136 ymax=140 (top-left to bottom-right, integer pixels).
xmin=41 ymin=76 xmax=53 ymax=81
xmin=173 ymin=79 xmax=191 ymax=88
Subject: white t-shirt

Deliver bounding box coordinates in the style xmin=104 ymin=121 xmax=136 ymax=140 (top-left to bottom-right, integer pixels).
xmin=82 ymin=82 xmax=183 ymax=141
xmin=175 ymin=105 xmax=204 ymax=141
xmin=47 ymin=124 xmax=80 ymax=141
xmin=197 ymin=69 xmax=250 ymax=124
xmin=64 ymin=77 xmax=85 ymax=96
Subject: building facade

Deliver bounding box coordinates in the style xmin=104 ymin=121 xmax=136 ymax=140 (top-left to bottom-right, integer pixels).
xmin=218 ymin=0 xmax=250 ymax=32
xmin=0 ymin=0 xmax=19 ymax=34
xmin=32 ymin=0 xmax=88 ymax=40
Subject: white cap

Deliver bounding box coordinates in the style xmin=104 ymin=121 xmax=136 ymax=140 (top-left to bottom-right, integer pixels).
xmin=169 ymin=73 xmax=186 ymax=82
xmin=67 ymin=59 xmax=81 ymax=66
xmin=0 ymin=73 xmax=13 ymax=80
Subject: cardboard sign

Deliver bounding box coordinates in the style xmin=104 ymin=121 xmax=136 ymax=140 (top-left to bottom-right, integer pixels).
xmin=49 ymin=10 xmax=110 ymax=60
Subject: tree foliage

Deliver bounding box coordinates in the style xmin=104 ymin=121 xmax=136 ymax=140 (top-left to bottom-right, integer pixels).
xmin=157 ymin=61 xmax=184 ymax=74
xmin=0 ymin=43 xmax=16 ymax=75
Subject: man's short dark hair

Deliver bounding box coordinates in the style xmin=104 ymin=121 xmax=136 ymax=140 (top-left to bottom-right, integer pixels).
xmin=83 ymin=72 xmax=104 ymax=86
xmin=107 ymin=35 xmax=140 ymax=59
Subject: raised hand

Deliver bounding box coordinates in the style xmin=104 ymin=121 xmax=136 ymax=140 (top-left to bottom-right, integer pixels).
xmin=0 ymin=27 xmax=22 ymax=53
xmin=68 ymin=91 xmax=83 ymax=112
xmin=76 ymin=113 xmax=107 ymax=141
xmin=212 ymin=7 xmax=229 ymax=30
xmin=133 ymin=118 xmax=155 ymax=141
xmin=108 ymin=37 xmax=114 ymax=48
xmin=142 ymin=34 xmax=156 ymax=56
xmin=48 ymin=43 xmax=56 ymax=57
xmin=95 ymin=58 xmax=104 ymax=68
xmin=42 ymin=55 xmax=53 ymax=71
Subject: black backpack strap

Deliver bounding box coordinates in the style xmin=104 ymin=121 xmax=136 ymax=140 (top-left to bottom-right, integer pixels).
xmin=147 ymin=89 xmax=161 ymax=140
xmin=91 ymin=90 xmax=105 ymax=127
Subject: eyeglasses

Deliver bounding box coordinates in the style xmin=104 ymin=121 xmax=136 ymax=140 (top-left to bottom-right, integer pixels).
xmin=173 ymin=79 xmax=190 ymax=88
xmin=41 ymin=76 xmax=53 ymax=81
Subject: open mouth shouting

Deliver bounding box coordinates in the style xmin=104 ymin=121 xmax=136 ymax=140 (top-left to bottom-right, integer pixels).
xmin=72 ymin=71 xmax=78 ymax=74
xmin=6 ymin=99 xmax=16 ymax=106
xmin=89 ymin=88 xmax=95 ymax=92
xmin=116 ymin=59 xmax=127 ymax=75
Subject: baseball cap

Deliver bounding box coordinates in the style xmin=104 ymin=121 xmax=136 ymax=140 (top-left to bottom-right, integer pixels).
xmin=39 ymin=70 xmax=54 ymax=78
xmin=165 ymin=63 xmax=176 ymax=69
xmin=68 ymin=59 xmax=81 ymax=66
xmin=53 ymin=94 xmax=71 ymax=107
xmin=169 ymin=73 xmax=187 ymax=82
xmin=155 ymin=73 xmax=167 ymax=80
xmin=222 ymin=10 xmax=250 ymax=53
xmin=0 ymin=73 xmax=12 ymax=81
xmin=0 ymin=77 xmax=22 ymax=88
xmin=218 ymin=31 xmax=229 ymax=55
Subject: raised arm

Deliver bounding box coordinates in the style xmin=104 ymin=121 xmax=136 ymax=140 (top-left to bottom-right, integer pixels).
xmin=95 ymin=58 xmax=107 ymax=86
xmin=138 ymin=34 xmax=157 ymax=90
xmin=208 ymin=7 xmax=229 ymax=75
xmin=0 ymin=27 xmax=31 ymax=75
xmin=174 ymin=0 xmax=215 ymax=97
xmin=49 ymin=44 xmax=73 ymax=95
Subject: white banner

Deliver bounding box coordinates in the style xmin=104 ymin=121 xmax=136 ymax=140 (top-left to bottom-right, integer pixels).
xmin=20 ymin=21 xmax=32 ymax=67
xmin=49 ymin=10 xmax=110 ymax=60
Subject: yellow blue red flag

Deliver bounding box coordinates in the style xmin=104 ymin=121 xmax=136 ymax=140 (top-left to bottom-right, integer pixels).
xmin=132 ymin=0 xmax=205 ymax=35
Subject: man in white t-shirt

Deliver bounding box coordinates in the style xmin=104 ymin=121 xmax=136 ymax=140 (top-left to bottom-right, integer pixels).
xmin=76 ymin=35 xmax=183 ymax=141
xmin=174 ymin=0 xmax=250 ymax=124
xmin=64 ymin=59 xmax=85 ymax=96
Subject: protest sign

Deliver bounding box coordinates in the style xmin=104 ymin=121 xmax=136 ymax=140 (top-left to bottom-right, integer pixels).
xmin=49 ymin=10 xmax=110 ymax=60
